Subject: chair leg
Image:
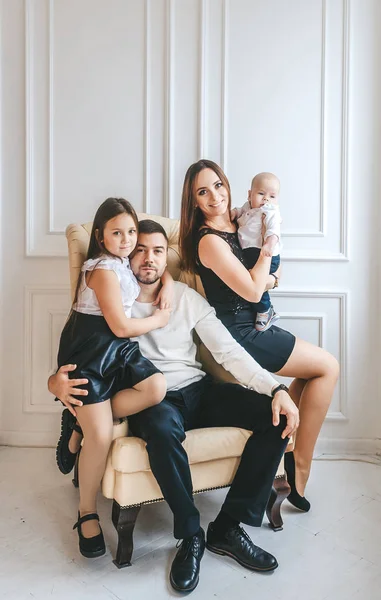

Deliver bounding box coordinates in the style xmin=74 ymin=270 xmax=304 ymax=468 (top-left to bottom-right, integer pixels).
xmin=112 ymin=500 xmax=141 ymax=568
xmin=266 ymin=475 xmax=291 ymax=532
xmin=72 ymin=447 xmax=81 ymax=488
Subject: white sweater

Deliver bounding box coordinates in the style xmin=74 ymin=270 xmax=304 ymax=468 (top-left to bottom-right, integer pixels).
xmin=131 ymin=282 xmax=278 ymax=395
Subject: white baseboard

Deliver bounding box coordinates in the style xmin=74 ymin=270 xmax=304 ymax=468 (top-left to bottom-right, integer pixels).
xmin=0 ymin=430 xmax=57 ymax=448
xmin=315 ymin=437 xmax=381 ymax=458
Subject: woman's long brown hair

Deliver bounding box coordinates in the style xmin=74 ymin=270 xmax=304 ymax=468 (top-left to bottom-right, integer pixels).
xmin=179 ymin=159 xmax=232 ymax=273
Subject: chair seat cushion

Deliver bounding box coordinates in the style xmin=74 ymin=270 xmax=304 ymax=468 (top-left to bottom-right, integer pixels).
xmin=111 ymin=426 xmax=252 ymax=474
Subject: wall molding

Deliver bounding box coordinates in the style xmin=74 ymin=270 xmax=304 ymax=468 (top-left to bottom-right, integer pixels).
xmin=143 ymin=0 xmax=151 ymax=214
xmin=23 ymin=285 xmax=70 ymax=414
xmin=273 ymin=290 xmax=348 ymax=421
xmin=282 ymin=0 xmax=349 ymax=260
xmin=163 ymin=0 xmax=175 ymax=218
xmin=198 ymin=0 xmax=207 ymax=158
xmin=220 ymin=0 xmax=228 ymax=170
xmin=282 ymin=0 xmax=327 ymax=239
xmin=25 ymin=0 xmax=350 ymax=259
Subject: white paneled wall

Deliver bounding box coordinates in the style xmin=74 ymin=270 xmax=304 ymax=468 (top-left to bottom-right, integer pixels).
xmin=0 ymin=0 xmax=380 ymax=453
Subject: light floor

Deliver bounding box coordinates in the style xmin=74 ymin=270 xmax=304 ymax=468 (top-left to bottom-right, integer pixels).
xmin=0 ymin=447 xmax=380 ymax=600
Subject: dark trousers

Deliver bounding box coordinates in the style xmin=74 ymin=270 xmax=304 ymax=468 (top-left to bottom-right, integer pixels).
xmin=128 ymin=376 xmax=288 ymax=539
xmin=242 ymin=248 xmax=280 ymax=313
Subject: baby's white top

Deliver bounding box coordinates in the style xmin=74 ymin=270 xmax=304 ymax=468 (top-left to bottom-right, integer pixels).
xmin=235 ymin=201 xmax=281 ymax=255
xmin=74 ymin=254 xmax=140 ymax=318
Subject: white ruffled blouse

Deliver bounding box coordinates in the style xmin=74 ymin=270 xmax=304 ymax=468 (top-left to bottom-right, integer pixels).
xmin=74 ymin=255 xmax=140 ymax=318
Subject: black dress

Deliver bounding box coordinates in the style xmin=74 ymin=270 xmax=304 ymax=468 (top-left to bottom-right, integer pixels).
xmin=196 ymin=228 xmax=295 ymax=373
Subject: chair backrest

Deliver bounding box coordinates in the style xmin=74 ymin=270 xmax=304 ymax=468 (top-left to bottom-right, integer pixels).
xmin=65 ymin=213 xmax=236 ymax=385
xmin=66 ymin=212 xmax=205 ymax=301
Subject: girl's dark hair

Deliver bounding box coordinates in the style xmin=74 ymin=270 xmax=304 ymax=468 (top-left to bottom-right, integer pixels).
xmin=179 ymin=159 xmax=232 ymax=273
xmin=72 ymin=197 xmax=138 ymax=308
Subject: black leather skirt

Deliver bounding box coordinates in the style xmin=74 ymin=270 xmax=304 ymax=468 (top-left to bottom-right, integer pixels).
xmin=56 ymin=311 xmax=160 ymax=405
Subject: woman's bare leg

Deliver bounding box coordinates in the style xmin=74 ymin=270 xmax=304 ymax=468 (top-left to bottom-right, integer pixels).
xmin=111 ymin=373 xmax=167 ymax=419
xmin=276 ymin=338 xmax=339 ymax=496
xmin=75 ymin=400 xmax=114 ymax=537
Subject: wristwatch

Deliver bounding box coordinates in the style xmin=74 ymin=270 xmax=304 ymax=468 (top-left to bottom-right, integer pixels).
xmin=271 ymin=383 xmax=289 ymax=398
xmin=271 ymin=273 xmax=279 ymax=289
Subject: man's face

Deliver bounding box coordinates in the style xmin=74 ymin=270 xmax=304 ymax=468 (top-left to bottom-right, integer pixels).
xmin=130 ymin=232 xmax=168 ymax=284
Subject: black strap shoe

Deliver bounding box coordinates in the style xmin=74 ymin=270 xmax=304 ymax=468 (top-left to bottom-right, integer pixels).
xmin=56 ymin=409 xmax=83 ymax=475
xmin=284 ymin=451 xmax=311 ymax=512
xmin=73 ymin=512 xmax=106 ymax=558
xmin=206 ymin=522 xmax=278 ymax=572
xmin=170 ymin=528 xmax=205 ymax=592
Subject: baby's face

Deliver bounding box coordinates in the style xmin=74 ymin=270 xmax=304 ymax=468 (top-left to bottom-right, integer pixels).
xmin=248 ymin=177 xmax=280 ymax=209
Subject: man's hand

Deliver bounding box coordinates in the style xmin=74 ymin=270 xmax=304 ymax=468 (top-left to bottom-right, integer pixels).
xmin=271 ymin=390 xmax=299 ymax=439
xmin=48 ymin=364 xmax=88 ymax=417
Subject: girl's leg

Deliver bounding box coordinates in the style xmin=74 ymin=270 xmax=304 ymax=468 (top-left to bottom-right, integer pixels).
xmin=75 ymin=400 xmax=114 ymax=537
xmin=68 ymin=373 xmax=166 ymax=463
xmin=276 ymin=338 xmax=339 ymax=496
xmin=111 ymin=373 xmax=167 ymax=419
xmin=68 ymin=427 xmax=82 ymax=453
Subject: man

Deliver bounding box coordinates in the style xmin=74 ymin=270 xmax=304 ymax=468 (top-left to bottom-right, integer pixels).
xmin=49 ymin=219 xmax=298 ymax=594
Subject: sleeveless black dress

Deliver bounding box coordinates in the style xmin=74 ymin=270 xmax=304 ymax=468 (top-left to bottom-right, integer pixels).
xmin=196 ymin=228 xmax=295 ymax=373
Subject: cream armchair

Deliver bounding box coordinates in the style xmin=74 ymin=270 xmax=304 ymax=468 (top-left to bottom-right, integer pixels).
xmin=66 ymin=213 xmax=290 ymax=568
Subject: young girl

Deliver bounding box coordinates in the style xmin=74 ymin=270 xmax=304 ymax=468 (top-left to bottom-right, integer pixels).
xmin=55 ymin=197 xmax=171 ymax=559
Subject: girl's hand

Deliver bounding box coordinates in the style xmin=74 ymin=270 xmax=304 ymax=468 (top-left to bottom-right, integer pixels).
xmin=153 ymin=307 xmax=172 ymax=328
xmin=153 ymin=277 xmax=174 ymax=309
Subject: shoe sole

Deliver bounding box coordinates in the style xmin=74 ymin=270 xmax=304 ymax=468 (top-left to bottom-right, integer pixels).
xmin=205 ymin=542 xmax=278 ymax=572
xmin=169 ymin=572 xmax=199 ymax=593
xmin=56 ymin=409 xmax=76 ymax=475
xmin=80 ymin=547 xmax=106 ymax=559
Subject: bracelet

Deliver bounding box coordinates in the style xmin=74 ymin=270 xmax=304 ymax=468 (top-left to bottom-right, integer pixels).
xmin=271 ymin=273 xmax=279 ymax=289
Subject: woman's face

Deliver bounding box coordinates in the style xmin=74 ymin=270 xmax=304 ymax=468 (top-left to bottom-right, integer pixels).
xmin=193 ymin=168 xmax=229 ymax=220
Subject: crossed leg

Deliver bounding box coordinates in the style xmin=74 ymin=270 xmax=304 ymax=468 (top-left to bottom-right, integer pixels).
xmin=276 ymin=338 xmax=339 ymax=495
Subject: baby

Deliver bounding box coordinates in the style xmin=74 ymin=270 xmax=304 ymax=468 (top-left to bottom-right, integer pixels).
xmin=231 ymin=172 xmax=281 ymax=332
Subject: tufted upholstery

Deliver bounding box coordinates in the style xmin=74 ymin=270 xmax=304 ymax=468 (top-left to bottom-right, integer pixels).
xmin=66 ymin=213 xmax=289 ymax=566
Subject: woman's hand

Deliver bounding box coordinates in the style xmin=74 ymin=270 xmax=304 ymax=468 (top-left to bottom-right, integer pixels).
xmin=271 ymin=390 xmax=299 ymax=439
xmin=48 ymin=364 xmax=88 ymax=417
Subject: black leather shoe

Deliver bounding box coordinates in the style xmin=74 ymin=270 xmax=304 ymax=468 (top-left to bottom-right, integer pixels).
xmin=206 ymin=522 xmax=278 ymax=572
xmin=170 ymin=528 xmax=205 ymax=592
xmin=73 ymin=512 xmax=106 ymax=558
xmin=56 ymin=409 xmax=83 ymax=475
xmin=284 ymin=451 xmax=311 ymax=512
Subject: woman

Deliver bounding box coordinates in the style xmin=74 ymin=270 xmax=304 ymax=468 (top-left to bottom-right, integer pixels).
xmin=179 ymin=159 xmax=339 ymax=511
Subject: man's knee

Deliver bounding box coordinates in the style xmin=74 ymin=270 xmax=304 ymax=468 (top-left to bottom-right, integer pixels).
xmin=131 ymin=403 xmax=185 ymax=445
xmin=147 ymin=415 xmax=185 ymax=446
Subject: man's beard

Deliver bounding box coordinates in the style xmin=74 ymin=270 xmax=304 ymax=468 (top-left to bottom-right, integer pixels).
xmin=134 ymin=270 xmax=161 ymax=285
